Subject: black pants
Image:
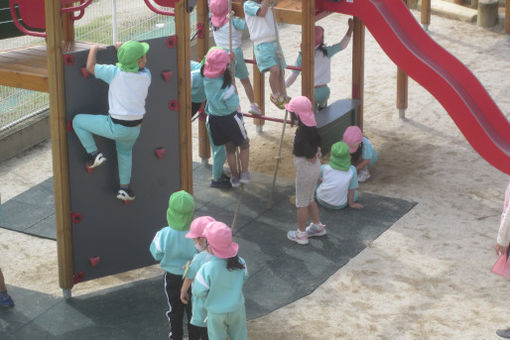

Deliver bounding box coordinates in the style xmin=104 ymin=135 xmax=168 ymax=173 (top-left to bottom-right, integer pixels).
xmin=164 ymin=272 xmax=207 ymax=340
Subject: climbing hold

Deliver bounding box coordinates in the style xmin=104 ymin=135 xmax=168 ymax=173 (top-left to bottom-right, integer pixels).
xmin=73 ymin=271 xmax=85 ymax=284
xmin=80 ymin=67 xmax=90 ymax=79
xmin=85 ymin=163 xmax=94 ymax=173
xmin=66 ymin=119 xmax=74 ymax=132
xmin=168 ymin=100 xmax=179 ymax=111
xmin=71 ymin=212 xmax=82 ymax=224
xmin=166 ymin=36 xmax=177 ymax=48
xmin=154 ymin=147 xmax=166 ymax=159
xmin=123 ymin=200 xmax=131 ymax=206
xmin=161 ymin=70 xmax=173 ymax=82
xmin=89 ymin=256 xmax=101 ymax=267
xmin=63 ymin=54 xmax=75 ymax=66
xmin=196 ymin=23 xmax=204 ymax=39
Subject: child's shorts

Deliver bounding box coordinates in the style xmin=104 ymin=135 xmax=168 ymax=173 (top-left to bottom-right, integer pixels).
xmin=232 ymin=47 xmax=249 ymax=80
xmin=314 ymin=86 xmax=330 ymax=111
xmin=207 ymin=111 xmax=248 ymax=147
xmin=254 ymin=41 xmax=287 ymax=73
xmin=294 ymin=156 xmax=321 ymax=208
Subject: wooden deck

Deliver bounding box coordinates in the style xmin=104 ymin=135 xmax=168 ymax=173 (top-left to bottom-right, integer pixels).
xmin=232 ymin=0 xmax=329 ymax=25
xmin=0 ymin=41 xmax=92 ymax=92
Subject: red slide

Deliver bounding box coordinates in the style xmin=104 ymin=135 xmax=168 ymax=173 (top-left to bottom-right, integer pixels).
xmin=317 ymin=0 xmax=510 ymax=175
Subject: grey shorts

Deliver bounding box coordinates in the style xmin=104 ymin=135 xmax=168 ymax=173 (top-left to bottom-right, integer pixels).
xmin=294 ymin=156 xmax=321 ymax=208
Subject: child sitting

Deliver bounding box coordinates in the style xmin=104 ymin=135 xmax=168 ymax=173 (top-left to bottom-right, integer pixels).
xmin=210 ymin=0 xmax=261 ymax=115
xmin=286 ymin=20 xmax=353 ymax=112
xmin=149 ymin=190 xmax=201 ymax=340
xmin=73 ymin=41 xmax=151 ymax=201
xmin=180 ymin=216 xmax=216 ymax=340
xmin=243 ymin=0 xmax=288 ymax=109
xmin=316 ymin=141 xmax=363 ymax=210
xmin=201 ymin=47 xmax=251 ymax=187
xmin=342 ymin=125 xmax=378 ymax=182
xmin=192 ymin=221 xmax=248 ymax=340
xmin=285 ymin=96 xmax=326 ymax=245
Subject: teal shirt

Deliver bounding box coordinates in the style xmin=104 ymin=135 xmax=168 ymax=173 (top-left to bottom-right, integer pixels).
xmin=149 ymin=226 xmax=197 ymax=275
xmin=192 ymin=255 xmax=248 ymax=314
xmin=203 ymin=76 xmax=240 ymax=116
xmin=186 ymin=251 xmax=213 ymax=327
xmin=191 ymin=60 xmax=206 ymax=103
xmin=361 ymin=136 xmax=377 ymax=164
xmin=185 ymin=251 xmax=213 ymax=279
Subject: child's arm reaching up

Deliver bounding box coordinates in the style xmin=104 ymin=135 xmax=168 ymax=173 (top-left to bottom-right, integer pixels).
xmin=86 ymin=45 xmax=106 ymax=75
xmin=257 ymin=0 xmax=271 ymax=17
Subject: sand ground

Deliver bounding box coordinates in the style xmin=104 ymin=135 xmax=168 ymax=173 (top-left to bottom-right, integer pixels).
xmin=1 ymin=9 xmax=510 ymax=339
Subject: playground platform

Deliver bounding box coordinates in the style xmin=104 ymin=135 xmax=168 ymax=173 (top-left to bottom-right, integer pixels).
xmin=0 ymin=162 xmax=415 ymax=339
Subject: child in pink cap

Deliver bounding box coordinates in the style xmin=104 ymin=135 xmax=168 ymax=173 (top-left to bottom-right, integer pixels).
xmin=201 ymin=47 xmax=251 ymax=187
xmin=210 ymin=0 xmax=261 ymax=116
xmin=342 ymin=125 xmax=378 ymax=182
xmin=286 ymin=96 xmax=325 ymax=245
xmin=180 ymin=216 xmax=216 ymax=340
xmin=286 ymin=19 xmax=353 ymax=112
xmin=192 ymin=221 xmax=248 ymax=340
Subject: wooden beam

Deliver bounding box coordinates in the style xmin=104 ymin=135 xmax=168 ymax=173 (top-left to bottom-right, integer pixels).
xmin=352 ymin=17 xmax=365 ymax=131
xmin=301 ymin=0 xmax=314 ymax=102
xmin=421 ymin=0 xmax=431 ymax=29
xmin=196 ymin=0 xmax=211 ymax=162
xmin=397 ymin=0 xmax=408 ymax=119
xmin=506 ymin=0 xmax=510 ymax=34
xmin=175 ymin=0 xmax=193 ymax=193
xmin=61 ymin=2 xmax=75 ymax=44
xmin=45 ymin=0 xmax=73 ymax=292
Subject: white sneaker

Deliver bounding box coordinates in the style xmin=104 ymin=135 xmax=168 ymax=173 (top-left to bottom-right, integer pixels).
xmin=230 ymin=176 xmax=240 ymax=188
xmin=239 ymin=172 xmax=251 ymax=184
xmin=358 ymin=168 xmax=370 ymax=182
xmin=306 ymin=222 xmax=327 ymax=237
xmin=287 ymin=230 xmax=309 ymax=245
xmin=248 ymin=103 xmax=261 ymax=115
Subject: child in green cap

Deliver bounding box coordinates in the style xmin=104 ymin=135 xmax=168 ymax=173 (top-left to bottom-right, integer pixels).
xmin=316 ymin=141 xmax=363 ymax=211
xmin=73 ymin=41 xmax=151 ymax=201
xmin=149 ymin=190 xmax=203 ymax=340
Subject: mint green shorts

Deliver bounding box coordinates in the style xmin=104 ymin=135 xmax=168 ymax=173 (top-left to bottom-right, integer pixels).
xmin=253 ymin=41 xmax=286 ymax=73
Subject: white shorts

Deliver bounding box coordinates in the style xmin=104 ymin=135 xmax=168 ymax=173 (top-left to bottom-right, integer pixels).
xmin=294 ymin=156 xmax=321 ymax=208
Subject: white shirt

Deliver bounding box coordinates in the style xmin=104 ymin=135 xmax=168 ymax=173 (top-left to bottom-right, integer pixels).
xmin=317 ymin=165 xmax=357 ymax=207
xmin=244 ymin=1 xmax=277 ymax=45
xmin=212 ymin=18 xmax=245 ymax=50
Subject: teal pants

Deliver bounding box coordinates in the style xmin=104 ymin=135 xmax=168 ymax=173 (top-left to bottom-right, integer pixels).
xmin=317 ymin=190 xmax=359 ymax=210
xmin=314 ymin=86 xmax=330 ymax=112
xmin=206 ymin=120 xmax=227 ymax=181
xmin=73 ymin=114 xmax=141 ymax=186
xmin=207 ymin=305 xmax=247 ymax=340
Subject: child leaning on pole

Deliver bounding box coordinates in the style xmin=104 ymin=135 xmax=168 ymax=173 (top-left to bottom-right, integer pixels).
xmin=192 ymin=221 xmax=248 ymax=340
xmin=149 ymin=190 xmax=202 ymax=340
xmin=72 ymin=41 xmax=151 ymax=202
xmin=286 ymin=96 xmax=326 ymax=245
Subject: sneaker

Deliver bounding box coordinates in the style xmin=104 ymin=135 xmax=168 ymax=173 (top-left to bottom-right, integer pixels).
xmin=248 ymin=103 xmax=261 ymax=115
xmin=497 ymin=329 xmax=510 ymax=339
xmin=117 ymin=188 xmax=136 ymax=201
xmin=358 ymin=168 xmax=370 ymax=182
xmin=306 ymin=222 xmax=327 ymax=237
xmin=287 ymin=229 xmax=309 ymax=245
xmin=270 ymin=94 xmax=285 ymax=110
xmin=239 ymin=172 xmax=251 ymax=184
xmin=230 ymin=176 xmax=240 ymax=188
xmin=86 ymin=152 xmax=106 ymax=169
xmin=210 ymin=174 xmax=232 ymax=189
xmin=0 ymin=293 xmax=14 ymax=308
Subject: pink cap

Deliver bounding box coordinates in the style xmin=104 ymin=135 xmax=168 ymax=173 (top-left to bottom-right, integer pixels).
xmin=186 ymin=216 xmax=215 ymax=239
xmin=210 ymin=0 xmax=229 ymax=28
xmin=203 ymin=221 xmax=239 ymax=259
xmin=285 ymin=96 xmax=316 ymax=127
xmin=315 ymin=26 xmax=324 ymax=48
xmin=203 ymin=48 xmax=230 ymax=78
xmin=343 ymin=125 xmax=363 ymax=153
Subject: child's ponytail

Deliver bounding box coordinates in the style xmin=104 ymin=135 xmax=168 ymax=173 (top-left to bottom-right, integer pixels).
xmin=351 ymin=141 xmax=363 ymax=165
xmin=221 ymin=68 xmax=233 ymax=89
xmin=226 ymin=255 xmax=245 ymax=270
xmin=317 ymin=43 xmax=328 ymax=57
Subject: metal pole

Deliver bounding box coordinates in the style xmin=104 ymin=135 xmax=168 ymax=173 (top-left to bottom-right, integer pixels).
xmin=112 ymin=0 xmax=118 ymax=44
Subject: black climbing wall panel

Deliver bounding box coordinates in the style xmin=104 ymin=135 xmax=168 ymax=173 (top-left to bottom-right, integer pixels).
xmin=64 ymin=37 xmax=180 ymax=283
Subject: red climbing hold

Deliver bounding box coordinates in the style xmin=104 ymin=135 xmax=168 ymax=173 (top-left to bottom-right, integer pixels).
xmin=196 ymin=23 xmax=204 ymax=39
xmin=66 ymin=119 xmax=74 ymax=132
xmin=71 ymin=212 xmax=82 ymax=224
xmin=168 ymin=100 xmax=178 ymax=111
xmin=123 ymin=200 xmax=131 ymax=206
xmin=89 ymin=256 xmax=101 ymax=267
xmin=155 ymin=147 xmax=166 ymax=159
xmin=161 ymin=71 xmax=173 ymax=82
xmin=166 ymin=36 xmax=177 ymax=48
xmin=63 ymin=54 xmax=75 ymax=66
xmin=73 ymin=271 xmax=85 ymax=284
xmin=85 ymin=163 xmax=94 ymax=173
xmin=80 ymin=67 xmax=90 ymax=79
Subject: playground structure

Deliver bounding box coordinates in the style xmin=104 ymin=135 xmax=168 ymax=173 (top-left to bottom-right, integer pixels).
xmin=0 ymin=0 xmax=508 ymax=296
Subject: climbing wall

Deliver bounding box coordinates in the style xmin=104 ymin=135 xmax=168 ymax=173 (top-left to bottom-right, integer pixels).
xmin=64 ymin=37 xmax=180 ymax=283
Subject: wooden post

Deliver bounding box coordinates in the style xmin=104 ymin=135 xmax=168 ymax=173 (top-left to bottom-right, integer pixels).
xmin=421 ymin=0 xmax=431 ymax=31
xmin=301 ymin=0 xmax=314 ymax=102
xmin=477 ymin=0 xmax=499 ymax=28
xmin=175 ymin=0 xmax=193 ymax=193
xmin=45 ymin=0 xmax=74 ymax=296
xmin=253 ymin=54 xmax=265 ymax=132
xmin=352 ymin=17 xmax=365 ymax=131
xmin=196 ymin=0 xmax=210 ymax=163
xmin=506 ymin=0 xmax=510 ymax=34
xmin=397 ymin=0 xmax=408 ymax=120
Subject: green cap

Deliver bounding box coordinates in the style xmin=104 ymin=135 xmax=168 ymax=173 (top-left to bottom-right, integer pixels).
xmin=117 ymin=41 xmax=150 ymax=72
xmin=329 ymin=141 xmax=351 ymax=171
xmin=166 ymin=190 xmax=195 ymax=231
